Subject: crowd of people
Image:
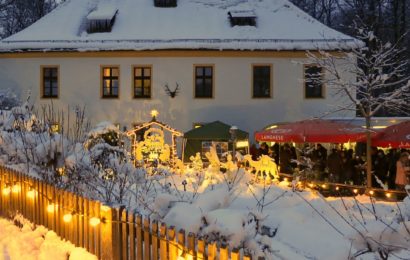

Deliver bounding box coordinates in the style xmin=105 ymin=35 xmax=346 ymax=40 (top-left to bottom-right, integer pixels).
xmin=249 ymin=142 xmax=410 ymax=190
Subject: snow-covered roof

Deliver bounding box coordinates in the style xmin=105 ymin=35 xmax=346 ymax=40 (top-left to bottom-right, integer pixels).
xmin=228 ymin=10 xmax=256 ymax=18
xmin=0 ymin=0 xmax=360 ymax=52
xmin=87 ymin=2 xmax=118 ymax=20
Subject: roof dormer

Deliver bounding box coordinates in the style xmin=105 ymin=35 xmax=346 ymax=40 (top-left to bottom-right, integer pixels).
xmin=228 ymin=10 xmax=256 ymax=27
xmin=154 ymin=0 xmax=177 ymax=7
xmin=86 ymin=3 xmax=118 ymax=33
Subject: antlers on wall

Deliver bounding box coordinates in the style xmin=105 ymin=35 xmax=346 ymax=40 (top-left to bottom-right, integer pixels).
xmin=164 ymin=83 xmax=180 ymax=98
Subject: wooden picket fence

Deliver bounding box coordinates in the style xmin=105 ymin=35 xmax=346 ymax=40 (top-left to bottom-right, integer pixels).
xmin=0 ymin=166 xmax=252 ymax=260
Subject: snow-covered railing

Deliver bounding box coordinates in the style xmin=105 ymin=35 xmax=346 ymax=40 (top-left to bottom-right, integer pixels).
xmin=0 ymin=166 xmax=252 ymax=260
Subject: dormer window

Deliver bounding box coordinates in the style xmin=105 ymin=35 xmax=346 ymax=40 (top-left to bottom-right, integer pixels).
xmin=228 ymin=10 xmax=256 ymax=27
xmin=87 ymin=4 xmax=118 ymax=33
xmin=154 ymin=0 xmax=177 ymax=7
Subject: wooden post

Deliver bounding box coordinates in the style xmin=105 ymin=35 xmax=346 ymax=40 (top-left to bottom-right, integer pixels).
xmin=197 ymin=238 xmax=206 ymax=260
xmin=243 ymin=254 xmax=252 ymax=260
xmin=95 ymin=201 xmax=102 ymax=259
xmin=220 ymin=245 xmax=229 ymax=260
xmin=129 ymin=212 xmax=136 ymax=260
xmin=177 ymin=229 xmax=185 ymax=258
xmin=136 ymin=215 xmax=143 ymax=260
xmin=151 ymin=220 xmax=159 ymax=260
xmin=207 ymin=242 xmax=217 ymax=260
xmin=231 ymin=248 xmax=240 ymax=260
xmin=168 ymin=226 xmax=177 ymax=260
xmin=144 ymin=218 xmax=151 ymax=260
xmin=159 ymin=223 xmax=168 ymax=260
xmin=100 ymin=205 xmax=119 ymax=260
xmin=121 ymin=209 xmax=129 ymax=260
xmin=187 ymin=232 xmax=196 ymax=260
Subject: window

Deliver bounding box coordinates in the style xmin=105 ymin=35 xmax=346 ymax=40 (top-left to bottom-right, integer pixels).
xmin=228 ymin=10 xmax=257 ymax=26
xmin=304 ymin=65 xmax=324 ymax=98
xmin=253 ymin=65 xmax=272 ymax=98
xmin=194 ymin=66 xmax=213 ymax=98
xmin=101 ymin=66 xmax=119 ymax=98
xmin=41 ymin=66 xmax=59 ymax=98
xmin=133 ymin=66 xmax=151 ymax=98
xmin=87 ymin=7 xmax=118 ymax=33
xmin=154 ymin=0 xmax=177 ymax=7
xmin=201 ymin=141 xmax=228 ymax=160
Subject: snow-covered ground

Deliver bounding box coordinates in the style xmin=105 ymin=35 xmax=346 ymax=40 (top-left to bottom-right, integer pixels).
xmin=136 ymin=168 xmax=410 ymax=259
xmin=0 ymin=217 xmax=97 ymax=260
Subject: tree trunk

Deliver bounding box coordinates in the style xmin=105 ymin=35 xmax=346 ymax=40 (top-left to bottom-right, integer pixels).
xmin=365 ymin=117 xmax=372 ymax=188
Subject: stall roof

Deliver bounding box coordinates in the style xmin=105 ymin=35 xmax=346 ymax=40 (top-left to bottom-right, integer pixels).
xmin=184 ymin=121 xmax=248 ymax=140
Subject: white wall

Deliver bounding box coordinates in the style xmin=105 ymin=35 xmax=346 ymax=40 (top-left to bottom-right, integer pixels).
xmin=0 ymin=54 xmax=355 ymax=141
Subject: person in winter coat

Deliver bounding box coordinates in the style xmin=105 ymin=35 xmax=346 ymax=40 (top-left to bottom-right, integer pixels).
xmin=327 ymin=149 xmax=342 ymax=182
xmin=395 ymin=152 xmax=410 ymax=190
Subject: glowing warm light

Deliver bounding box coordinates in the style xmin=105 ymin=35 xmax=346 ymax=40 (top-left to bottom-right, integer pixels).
xmin=57 ymin=167 xmax=65 ymax=176
xmin=353 ymin=189 xmax=358 ymax=194
xmin=63 ymin=213 xmax=73 ymax=223
xmin=369 ymin=190 xmax=374 ymax=196
xmin=386 ymin=193 xmax=392 ymax=198
xmin=2 ymin=186 xmax=11 ymax=196
xmin=308 ymin=183 xmax=314 ymax=188
xmin=335 ymin=186 xmax=340 ymax=191
xmin=100 ymin=205 xmax=110 ymax=212
xmin=297 ymin=181 xmax=302 ymax=186
xmin=236 ymin=140 xmax=249 ymax=148
xmin=150 ymin=109 xmax=159 ymax=118
xmin=47 ymin=204 xmax=57 ymax=213
xmin=321 ymin=184 xmax=327 ymax=189
xmin=27 ymin=190 xmax=36 ymax=199
xmin=284 ymin=178 xmax=288 ymax=182
xmin=12 ymin=184 xmax=20 ymax=193
xmin=89 ymin=217 xmax=101 ymax=227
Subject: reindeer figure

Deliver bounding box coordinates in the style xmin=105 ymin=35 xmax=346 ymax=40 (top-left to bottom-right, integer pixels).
xmin=243 ymin=154 xmax=278 ymax=182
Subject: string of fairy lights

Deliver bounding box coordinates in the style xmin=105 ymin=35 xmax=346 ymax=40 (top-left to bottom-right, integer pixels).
xmin=279 ymin=175 xmax=406 ymax=200
xmin=1 ymin=179 xmax=103 ymax=227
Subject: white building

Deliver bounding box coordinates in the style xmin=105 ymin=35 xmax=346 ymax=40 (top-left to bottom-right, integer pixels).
xmin=0 ymin=0 xmax=358 ymax=139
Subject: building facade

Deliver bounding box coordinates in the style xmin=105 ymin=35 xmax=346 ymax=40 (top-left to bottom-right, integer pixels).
xmin=0 ymin=0 xmax=358 ymax=138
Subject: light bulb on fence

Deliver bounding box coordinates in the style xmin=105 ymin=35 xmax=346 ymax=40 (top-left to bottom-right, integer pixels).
xmin=12 ymin=184 xmax=20 ymax=193
xmin=335 ymin=186 xmax=340 ymax=191
xmin=89 ymin=217 xmax=101 ymax=227
xmin=2 ymin=186 xmax=11 ymax=196
xmin=353 ymin=189 xmax=358 ymax=194
xmin=369 ymin=190 xmax=374 ymax=196
xmin=27 ymin=190 xmax=36 ymax=199
xmin=321 ymin=184 xmax=327 ymax=189
xmin=308 ymin=183 xmax=314 ymax=188
xmin=284 ymin=177 xmax=288 ymax=182
xmin=63 ymin=213 xmax=73 ymax=223
xmin=47 ymin=203 xmax=57 ymax=213
xmin=386 ymin=193 xmax=392 ymax=198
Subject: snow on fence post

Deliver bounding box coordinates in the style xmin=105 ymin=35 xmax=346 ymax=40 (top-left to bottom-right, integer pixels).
xmin=159 ymin=223 xmax=168 ymax=260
